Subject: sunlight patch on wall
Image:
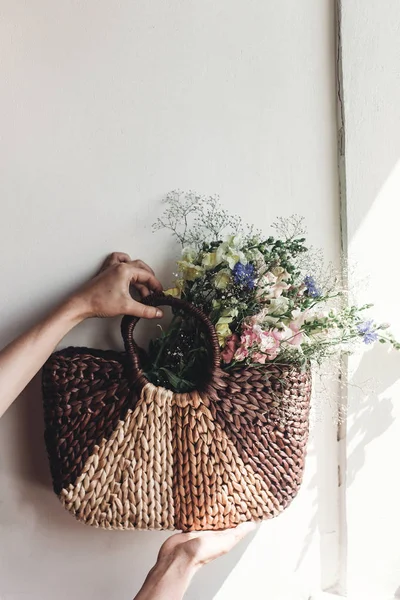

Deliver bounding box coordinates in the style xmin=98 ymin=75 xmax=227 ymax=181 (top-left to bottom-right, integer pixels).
xmin=348 ymin=158 xmax=400 ymax=335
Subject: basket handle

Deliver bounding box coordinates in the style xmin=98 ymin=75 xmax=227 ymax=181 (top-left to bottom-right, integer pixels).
xmin=121 ymin=293 xmax=221 ymax=390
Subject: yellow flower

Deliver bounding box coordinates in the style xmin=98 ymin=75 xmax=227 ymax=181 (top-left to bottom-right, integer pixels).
xmin=216 ymin=235 xmax=247 ymax=269
xmin=214 ymin=269 xmax=231 ymax=289
xmin=202 ymin=251 xmax=220 ymax=270
xmin=271 ymin=266 xmax=291 ymax=282
xmin=182 ymin=247 xmax=198 ymax=263
xmin=215 ymin=308 xmax=238 ymax=345
xmin=216 ymin=322 xmax=232 ymax=346
xmin=268 ymin=297 xmax=290 ymax=315
xmin=225 ymin=234 xmax=242 ymax=247
xmin=212 ymin=299 xmax=221 ymax=308
xmin=164 ymin=278 xmax=185 ymax=299
xmin=177 ymin=260 xmax=204 ymax=281
xmin=220 ymin=307 xmax=238 ymax=320
xmin=164 ymin=287 xmax=181 ymax=298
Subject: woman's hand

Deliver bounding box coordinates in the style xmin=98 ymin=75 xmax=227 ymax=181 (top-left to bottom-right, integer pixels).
xmin=69 ymin=252 xmax=164 ymax=320
xmin=158 ymin=522 xmax=257 ymax=568
xmin=134 ymin=523 xmax=257 ymax=600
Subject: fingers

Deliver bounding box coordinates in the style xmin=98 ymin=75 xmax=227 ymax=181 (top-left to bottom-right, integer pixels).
xmin=129 ymin=266 xmax=163 ymax=294
xmin=108 ymin=252 xmax=132 ymax=265
xmin=232 ymin=521 xmax=257 ymax=541
xmin=104 ymin=254 xmax=155 ymax=274
xmin=211 ymin=521 xmax=257 ymax=556
xmin=126 ymin=299 xmax=163 ymax=319
xmin=98 ymin=252 xmax=132 ymax=274
xmin=100 ymin=255 xmax=162 ymax=293
xmin=134 ymin=283 xmax=151 ymax=298
xmin=131 ymin=259 xmax=156 ymax=277
xmin=209 ymin=521 xmax=257 ymax=547
xmin=92 ymin=255 xmax=164 ymax=318
xmin=132 ymin=262 xmax=155 ymax=296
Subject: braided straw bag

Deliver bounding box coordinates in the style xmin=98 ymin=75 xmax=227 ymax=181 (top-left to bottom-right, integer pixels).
xmin=42 ymin=294 xmax=311 ymax=531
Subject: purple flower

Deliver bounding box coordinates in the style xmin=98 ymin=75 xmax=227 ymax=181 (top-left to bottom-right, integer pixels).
xmin=304 ymin=275 xmax=321 ymax=298
xmin=357 ymin=320 xmax=378 ymax=344
xmin=233 ymin=262 xmax=255 ymax=289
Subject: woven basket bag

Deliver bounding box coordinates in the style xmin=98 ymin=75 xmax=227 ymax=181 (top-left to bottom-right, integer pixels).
xmin=42 ymin=294 xmax=312 ymax=531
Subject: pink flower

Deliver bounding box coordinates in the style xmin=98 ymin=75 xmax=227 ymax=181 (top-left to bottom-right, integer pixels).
xmin=290 ymin=309 xmax=308 ymax=330
xmin=241 ymin=326 xmax=258 ymax=348
xmin=234 ymin=347 xmax=249 ymax=361
xmin=258 ymin=329 xmax=281 ymax=359
xmin=234 ymin=323 xmax=284 ymax=363
xmin=271 ymin=328 xmax=286 ymax=341
xmin=221 ymin=334 xmax=240 ymax=364
xmin=259 ymin=331 xmax=277 ymax=350
xmin=252 ymin=352 xmax=267 ymax=364
xmin=271 ymin=282 xmax=290 ymax=298
xmin=249 ymin=310 xmax=265 ymax=325
xmin=286 ymin=322 xmax=304 ymax=346
xmin=262 ymin=272 xmax=278 ymax=285
xmin=288 ymin=331 xmax=303 ymax=346
xmin=282 ymin=309 xmax=308 ymax=346
xmin=297 ymin=283 xmax=307 ymax=296
xmin=256 ymin=281 xmax=290 ymax=301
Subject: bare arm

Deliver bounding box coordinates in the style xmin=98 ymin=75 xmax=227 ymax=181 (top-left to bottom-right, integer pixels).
xmin=0 ymin=253 xmax=163 ymax=419
xmin=134 ymin=523 xmax=256 ymax=600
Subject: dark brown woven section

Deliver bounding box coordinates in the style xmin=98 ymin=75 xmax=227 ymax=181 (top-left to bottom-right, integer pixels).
xmin=211 ymin=365 xmax=311 ymax=511
xmin=42 ymin=348 xmax=136 ymax=494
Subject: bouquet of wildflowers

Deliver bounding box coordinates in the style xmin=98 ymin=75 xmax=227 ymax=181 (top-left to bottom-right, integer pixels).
xmin=143 ymin=191 xmax=399 ymax=392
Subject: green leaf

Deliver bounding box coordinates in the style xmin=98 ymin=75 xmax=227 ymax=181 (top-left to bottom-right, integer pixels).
xmin=159 ymin=368 xmax=194 ymax=392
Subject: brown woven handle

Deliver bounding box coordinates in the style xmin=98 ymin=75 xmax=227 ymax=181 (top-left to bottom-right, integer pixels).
xmin=121 ymin=293 xmax=221 ymax=390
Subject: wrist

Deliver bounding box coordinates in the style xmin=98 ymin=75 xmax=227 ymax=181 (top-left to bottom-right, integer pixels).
xmin=152 ymin=549 xmax=198 ymax=593
xmin=56 ymin=295 xmax=89 ymax=327
xmin=156 ymin=547 xmax=199 ymax=579
xmin=134 ymin=550 xmax=198 ymax=600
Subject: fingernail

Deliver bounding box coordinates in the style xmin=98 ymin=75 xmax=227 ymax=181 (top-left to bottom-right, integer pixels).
xmin=156 ymin=310 xmax=163 ymax=318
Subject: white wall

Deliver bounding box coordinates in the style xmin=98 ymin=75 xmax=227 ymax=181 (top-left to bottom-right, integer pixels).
xmin=341 ymin=2 xmax=400 ymax=599
xmin=0 ymin=2 xmax=340 ymax=599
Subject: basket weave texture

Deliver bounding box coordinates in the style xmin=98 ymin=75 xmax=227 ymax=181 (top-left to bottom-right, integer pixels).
xmin=42 ymin=295 xmax=311 ymax=531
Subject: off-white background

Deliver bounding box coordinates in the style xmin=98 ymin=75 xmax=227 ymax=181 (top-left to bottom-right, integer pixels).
xmin=341 ymin=2 xmax=400 ymax=599
xmin=0 ymin=2 xmax=341 ymax=599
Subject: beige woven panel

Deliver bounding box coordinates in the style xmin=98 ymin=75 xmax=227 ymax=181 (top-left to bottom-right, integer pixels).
xmin=60 ymin=384 xmax=175 ymax=530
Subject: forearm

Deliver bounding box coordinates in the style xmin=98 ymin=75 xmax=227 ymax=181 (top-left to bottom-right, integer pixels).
xmin=133 ymin=552 xmax=197 ymax=600
xmin=0 ymin=298 xmax=83 ymax=418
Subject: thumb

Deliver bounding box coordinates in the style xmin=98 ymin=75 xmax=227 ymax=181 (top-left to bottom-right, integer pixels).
xmin=233 ymin=521 xmax=258 ymax=539
xmin=126 ymin=299 xmax=163 ymax=320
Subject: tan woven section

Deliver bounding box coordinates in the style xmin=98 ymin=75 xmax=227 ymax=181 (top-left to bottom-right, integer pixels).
xmin=60 ymin=384 xmax=175 ymax=530
xmin=173 ymin=391 xmax=280 ymax=531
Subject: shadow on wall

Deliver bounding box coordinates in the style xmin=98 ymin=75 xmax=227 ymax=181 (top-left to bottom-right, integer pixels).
xmin=346 ymin=344 xmax=400 ymax=487
xmin=295 ymin=343 xmax=400 ymax=574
